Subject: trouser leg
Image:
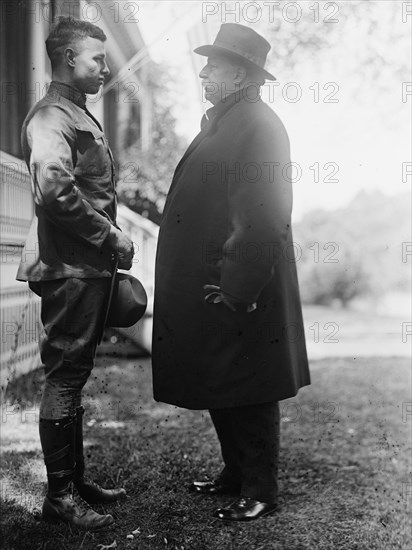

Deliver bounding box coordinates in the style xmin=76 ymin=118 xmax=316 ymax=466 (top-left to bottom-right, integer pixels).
xmin=34 ymin=278 xmax=117 ymax=528
xmin=232 ymin=402 xmax=280 ymax=504
xmin=209 ymin=409 xmax=242 ymax=485
xmin=39 ymin=277 xmax=110 ymax=420
xmin=38 ymin=277 xmax=110 ymax=492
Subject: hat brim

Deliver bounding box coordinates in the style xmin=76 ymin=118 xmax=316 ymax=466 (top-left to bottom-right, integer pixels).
xmin=194 ymin=44 xmax=276 ymax=81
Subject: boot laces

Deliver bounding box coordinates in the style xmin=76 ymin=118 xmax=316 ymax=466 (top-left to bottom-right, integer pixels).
xmin=78 ymin=476 xmax=104 ymax=491
xmin=72 ymin=486 xmax=93 ymax=514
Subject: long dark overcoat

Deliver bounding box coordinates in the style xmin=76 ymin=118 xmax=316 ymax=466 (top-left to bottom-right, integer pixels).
xmin=152 ymin=90 xmax=309 ymax=410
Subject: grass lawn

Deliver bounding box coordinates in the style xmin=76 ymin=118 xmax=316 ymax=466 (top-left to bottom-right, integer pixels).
xmin=1 ymin=356 xmax=411 ymax=550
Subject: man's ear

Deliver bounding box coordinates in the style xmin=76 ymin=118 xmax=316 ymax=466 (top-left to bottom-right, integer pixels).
xmin=64 ymin=47 xmax=76 ymax=68
xmin=233 ymin=65 xmax=247 ymax=86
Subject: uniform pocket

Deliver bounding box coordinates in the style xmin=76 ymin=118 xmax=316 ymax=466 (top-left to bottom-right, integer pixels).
xmin=74 ymin=124 xmax=110 ymax=178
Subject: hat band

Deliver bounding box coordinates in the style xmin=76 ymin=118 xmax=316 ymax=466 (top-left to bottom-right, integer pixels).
xmin=214 ymin=40 xmax=265 ymax=68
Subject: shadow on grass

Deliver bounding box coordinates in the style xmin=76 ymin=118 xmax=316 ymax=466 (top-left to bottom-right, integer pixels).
xmin=1 ymin=356 xmax=411 ymax=549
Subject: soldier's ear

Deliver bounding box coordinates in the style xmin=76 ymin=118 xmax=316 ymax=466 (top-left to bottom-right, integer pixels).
xmin=64 ymin=47 xmax=76 ymax=68
xmin=233 ymin=65 xmax=247 ymax=85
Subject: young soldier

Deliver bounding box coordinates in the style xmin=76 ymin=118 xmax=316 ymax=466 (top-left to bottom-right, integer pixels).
xmin=17 ymin=17 xmax=134 ymax=529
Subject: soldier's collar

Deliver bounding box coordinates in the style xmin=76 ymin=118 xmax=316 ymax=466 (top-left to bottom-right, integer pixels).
xmin=48 ymin=81 xmax=87 ymax=109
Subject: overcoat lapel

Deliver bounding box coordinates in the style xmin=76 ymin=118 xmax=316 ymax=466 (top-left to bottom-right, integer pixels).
xmin=172 ymin=118 xmax=211 ymax=182
xmin=168 ymin=93 xmax=242 ymax=198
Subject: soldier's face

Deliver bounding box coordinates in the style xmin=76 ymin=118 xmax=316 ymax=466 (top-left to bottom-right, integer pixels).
xmin=70 ymin=37 xmax=110 ymax=94
xmin=199 ymin=55 xmax=238 ymax=105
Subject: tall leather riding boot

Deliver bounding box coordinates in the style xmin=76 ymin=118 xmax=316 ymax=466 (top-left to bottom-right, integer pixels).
xmin=39 ymin=416 xmax=76 ymax=494
xmin=74 ymin=406 xmax=126 ymax=504
xmin=39 ymin=416 xmax=114 ymax=530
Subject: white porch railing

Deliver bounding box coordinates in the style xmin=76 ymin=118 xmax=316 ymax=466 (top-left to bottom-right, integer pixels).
xmin=114 ymin=204 xmax=158 ymax=353
xmin=0 ymin=151 xmax=41 ymax=386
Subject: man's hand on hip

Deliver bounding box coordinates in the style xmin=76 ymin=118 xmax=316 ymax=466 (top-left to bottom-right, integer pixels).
xmin=107 ymin=226 xmax=134 ymax=270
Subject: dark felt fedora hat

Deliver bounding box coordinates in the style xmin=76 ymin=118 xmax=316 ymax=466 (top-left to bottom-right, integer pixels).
xmin=194 ymin=23 xmax=276 ymax=81
xmin=105 ymin=272 xmax=147 ymax=328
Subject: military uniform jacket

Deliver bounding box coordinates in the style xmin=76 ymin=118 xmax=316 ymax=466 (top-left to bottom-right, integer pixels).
xmin=152 ymin=89 xmax=310 ymax=410
xmin=17 ymin=81 xmax=116 ymax=282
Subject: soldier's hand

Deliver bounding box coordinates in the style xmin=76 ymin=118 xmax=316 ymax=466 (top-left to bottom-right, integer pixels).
xmin=117 ymin=252 xmax=134 ymax=271
xmin=108 ymin=226 xmax=134 ymax=270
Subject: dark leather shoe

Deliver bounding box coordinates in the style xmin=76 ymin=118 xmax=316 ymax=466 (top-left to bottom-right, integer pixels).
xmin=214 ymin=497 xmax=277 ymax=521
xmin=189 ymin=479 xmax=241 ymax=495
xmin=75 ymin=477 xmax=126 ymax=504
xmin=42 ymin=483 xmax=114 ymax=530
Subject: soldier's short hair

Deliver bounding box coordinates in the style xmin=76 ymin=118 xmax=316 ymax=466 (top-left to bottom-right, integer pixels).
xmin=46 ymin=16 xmax=107 ymax=69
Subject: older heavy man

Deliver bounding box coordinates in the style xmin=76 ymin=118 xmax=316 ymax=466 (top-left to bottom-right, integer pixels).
xmin=17 ymin=17 xmax=134 ymax=529
xmin=152 ymin=23 xmax=310 ymax=521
